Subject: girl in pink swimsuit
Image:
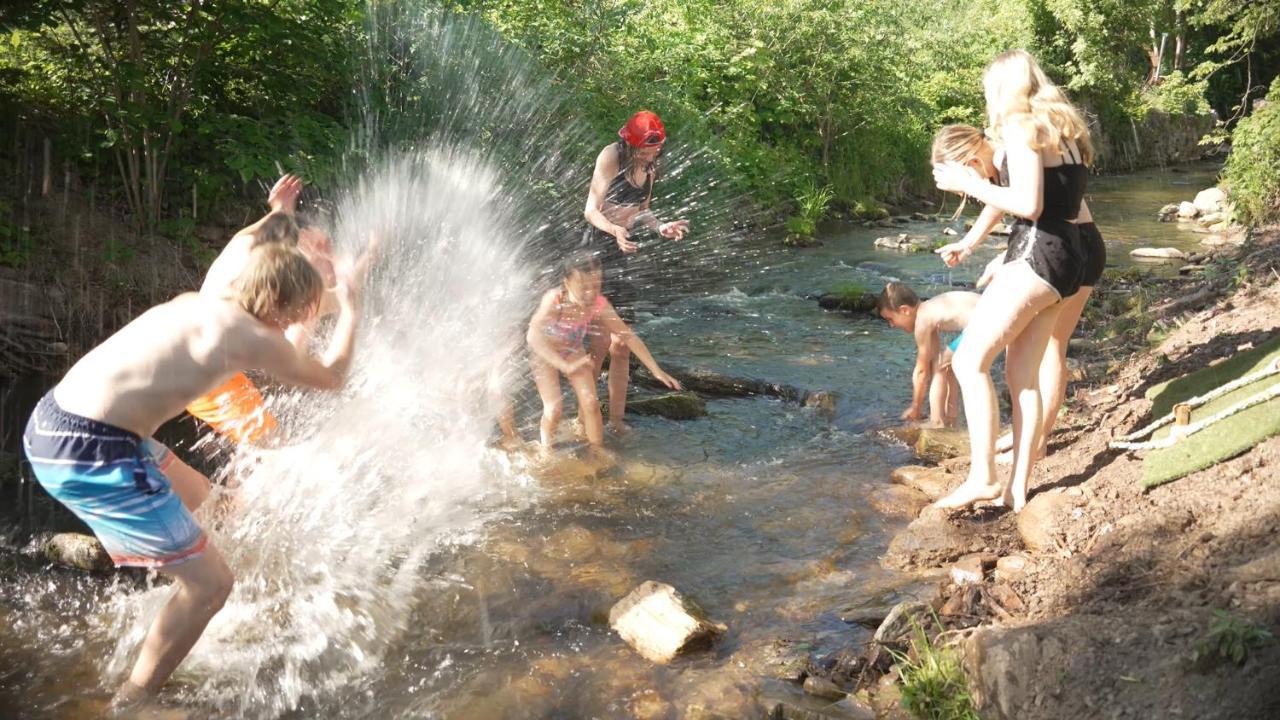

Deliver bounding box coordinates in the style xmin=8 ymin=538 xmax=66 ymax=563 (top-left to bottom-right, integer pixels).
xmin=526 ymin=251 xmax=681 ymax=453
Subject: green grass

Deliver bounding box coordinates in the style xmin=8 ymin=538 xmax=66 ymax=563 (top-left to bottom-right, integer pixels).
xmin=1141 ymin=332 xmax=1280 ymax=487
xmin=892 ymin=625 xmax=981 ymax=720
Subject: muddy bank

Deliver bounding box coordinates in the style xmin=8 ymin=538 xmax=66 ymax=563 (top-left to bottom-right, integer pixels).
xmin=865 ymin=223 xmax=1280 ymax=719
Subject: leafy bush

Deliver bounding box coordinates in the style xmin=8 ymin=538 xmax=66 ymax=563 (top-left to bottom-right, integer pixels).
xmin=892 ymin=624 xmax=981 ymax=720
xmin=1223 ymin=77 xmax=1280 ymax=225
xmin=1194 ymin=609 xmax=1274 ymax=666
xmin=1140 ymin=72 xmax=1212 ymax=117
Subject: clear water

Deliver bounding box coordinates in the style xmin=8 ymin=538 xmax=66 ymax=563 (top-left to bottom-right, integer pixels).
xmin=0 ymin=3 xmax=1221 ymax=716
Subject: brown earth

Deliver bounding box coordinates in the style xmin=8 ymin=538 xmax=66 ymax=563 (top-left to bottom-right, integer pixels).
xmin=880 ymin=225 xmax=1280 ymax=719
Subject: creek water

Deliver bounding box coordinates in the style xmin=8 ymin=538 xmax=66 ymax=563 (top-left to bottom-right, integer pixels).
xmin=0 ymin=6 xmax=1225 ymax=717
xmin=0 ymin=153 xmax=1219 ymax=718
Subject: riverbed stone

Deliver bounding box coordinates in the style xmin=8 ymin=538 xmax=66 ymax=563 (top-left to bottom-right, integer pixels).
xmin=1130 ymin=247 xmax=1187 ymax=260
xmin=949 ymin=552 xmax=996 ymax=585
xmin=39 ymin=532 xmax=112 ymax=572
xmin=994 ymin=554 xmax=1030 ymax=582
xmin=1177 ymin=200 xmax=1199 ymax=218
xmin=1193 ymin=187 xmax=1227 ymax=215
xmin=1016 ymin=491 xmax=1075 ymax=554
xmin=736 ymin=637 xmax=812 ymax=681
xmin=609 ymin=581 xmax=726 ymax=664
xmin=867 ymin=484 xmax=931 ymax=517
xmin=802 ymin=675 xmax=847 ymax=700
xmin=914 ymin=427 xmax=969 ymax=463
xmin=625 ymin=392 xmax=707 ymax=420
xmin=889 ymin=465 xmax=957 ymax=501
xmin=1156 ymin=203 xmax=1179 ymax=221
xmin=873 ymin=233 xmax=932 ymax=253
xmin=818 ymin=293 xmax=877 ymax=312
xmin=884 ymin=506 xmax=982 ymax=569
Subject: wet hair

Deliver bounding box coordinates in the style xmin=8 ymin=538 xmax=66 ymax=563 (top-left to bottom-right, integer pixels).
xmin=983 ymin=50 xmax=1094 ymax=166
xmin=562 ymin=249 xmax=603 ymax=281
xmin=876 ymin=282 xmax=920 ymax=314
xmin=233 ymin=243 xmax=324 ymax=322
xmin=613 ymin=140 xmax=663 ymax=183
xmin=250 ymin=211 xmax=301 ymax=249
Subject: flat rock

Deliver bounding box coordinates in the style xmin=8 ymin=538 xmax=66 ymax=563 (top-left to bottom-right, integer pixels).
xmin=609 ymin=581 xmax=726 ymax=664
xmin=802 ymin=675 xmax=847 ymax=700
xmin=818 ymin=293 xmax=876 ymax=312
xmin=889 ymin=465 xmax=957 ymax=501
xmin=884 ymin=507 xmax=980 ymax=569
xmin=625 ymin=392 xmax=707 ymax=420
xmin=950 ymin=552 xmax=996 ymax=585
xmin=867 ymin=484 xmax=931 ymax=517
xmin=914 ymin=427 xmax=969 ymax=463
xmin=737 ymin=637 xmax=812 ymax=681
xmin=873 ymin=233 xmax=932 ymax=253
xmin=1156 ymin=203 xmax=1179 ymax=221
xmin=1016 ymin=491 xmax=1075 ymax=553
xmin=770 ymin=700 xmax=875 ymax=720
xmin=1130 ymin=247 xmax=1187 ymax=260
xmin=1177 ymin=200 xmax=1199 ymax=218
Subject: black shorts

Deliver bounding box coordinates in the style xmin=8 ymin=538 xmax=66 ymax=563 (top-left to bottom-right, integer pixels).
xmin=581 ymin=225 xmax=637 ymax=322
xmin=1004 ymin=219 xmax=1085 ymax=299
xmin=1078 ymin=222 xmax=1106 ymax=287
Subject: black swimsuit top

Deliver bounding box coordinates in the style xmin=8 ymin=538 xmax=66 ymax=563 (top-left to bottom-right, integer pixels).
xmin=998 ymin=144 xmax=1087 ymax=223
xmin=605 ymin=164 xmax=653 ymax=207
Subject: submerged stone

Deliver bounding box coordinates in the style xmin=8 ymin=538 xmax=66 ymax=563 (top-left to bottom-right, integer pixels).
xmin=609 ymin=581 xmax=726 ymax=664
xmin=914 ymin=427 xmax=969 ymax=463
xmin=625 ymin=392 xmax=707 ymax=420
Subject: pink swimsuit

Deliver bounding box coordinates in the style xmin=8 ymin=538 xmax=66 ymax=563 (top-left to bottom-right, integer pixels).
xmin=546 ymin=293 xmax=607 ymax=357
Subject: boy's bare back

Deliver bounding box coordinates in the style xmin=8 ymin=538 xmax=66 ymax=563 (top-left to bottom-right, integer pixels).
xmin=916 ymin=291 xmax=981 ymax=341
xmin=54 ymin=293 xmax=309 ymax=438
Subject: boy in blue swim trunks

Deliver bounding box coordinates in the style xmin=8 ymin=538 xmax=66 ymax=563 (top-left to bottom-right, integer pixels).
xmin=23 ymin=243 xmax=359 ymax=715
xmin=877 ymin=282 xmax=980 ymax=428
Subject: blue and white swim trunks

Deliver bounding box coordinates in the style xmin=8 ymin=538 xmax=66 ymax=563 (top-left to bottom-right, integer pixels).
xmin=23 ymin=391 xmax=206 ymax=568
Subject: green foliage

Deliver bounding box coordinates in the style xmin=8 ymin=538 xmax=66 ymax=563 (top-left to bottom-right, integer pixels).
xmin=1194 ymin=610 xmax=1274 ymax=666
xmin=786 ymin=181 xmax=834 ymax=238
xmin=830 ymin=282 xmax=871 ymax=302
xmin=1140 ymin=71 xmax=1212 ymax=116
xmin=1223 ymin=77 xmax=1280 ymax=224
xmin=892 ymin=624 xmax=981 ymax=720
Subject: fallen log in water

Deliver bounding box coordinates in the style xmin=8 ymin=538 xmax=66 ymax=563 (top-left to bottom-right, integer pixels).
xmin=631 ymin=363 xmax=824 ymax=406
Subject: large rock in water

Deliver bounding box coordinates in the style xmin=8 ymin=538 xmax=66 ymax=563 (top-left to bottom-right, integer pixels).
xmin=39 ymin=532 xmax=112 ymax=572
xmin=867 ymin=484 xmax=931 ymax=517
xmin=625 ymin=392 xmax=707 ymax=420
xmin=1193 ymin=187 xmax=1227 ymax=215
xmin=1130 ymin=247 xmax=1187 ymax=260
xmin=609 ymin=581 xmax=726 ymax=663
xmin=817 ymin=293 xmax=877 ymax=312
xmin=873 ymin=233 xmax=933 ymax=253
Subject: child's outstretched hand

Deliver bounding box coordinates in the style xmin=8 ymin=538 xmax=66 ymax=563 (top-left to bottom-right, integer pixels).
xmin=610 ymin=224 xmax=637 ymax=254
xmin=653 ymin=369 xmax=682 ymax=390
xmin=268 ymin=174 xmax=303 ymax=214
xmin=659 ymin=219 xmax=689 ymax=240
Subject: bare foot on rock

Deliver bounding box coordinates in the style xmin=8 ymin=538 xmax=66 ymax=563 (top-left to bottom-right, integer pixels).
xmin=933 ymin=475 xmax=1005 ymax=510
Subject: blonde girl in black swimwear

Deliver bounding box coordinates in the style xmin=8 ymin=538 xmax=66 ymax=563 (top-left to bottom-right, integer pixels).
xmin=930 ymin=50 xmax=1094 ymax=512
xmin=931 ymin=124 xmax=1107 ymax=470
xmin=527 ymin=251 xmax=681 ymax=454
xmin=583 ymin=111 xmax=689 ymax=434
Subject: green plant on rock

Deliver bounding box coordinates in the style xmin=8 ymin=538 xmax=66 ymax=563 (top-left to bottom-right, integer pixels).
xmin=1194 ymin=610 xmax=1274 ymax=666
xmin=891 ymin=623 xmax=980 ymax=720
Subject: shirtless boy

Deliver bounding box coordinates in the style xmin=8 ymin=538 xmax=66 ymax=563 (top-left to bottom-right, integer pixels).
xmin=22 ymin=243 xmax=358 ymax=714
xmin=877 ymin=282 xmax=980 ymax=428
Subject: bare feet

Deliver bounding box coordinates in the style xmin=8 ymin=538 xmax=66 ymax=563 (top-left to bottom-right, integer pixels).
xmin=110 ymin=683 xmax=188 ymax=719
xmin=933 ymin=474 xmax=1005 ymax=510
xmin=607 ymin=421 xmax=630 ymax=437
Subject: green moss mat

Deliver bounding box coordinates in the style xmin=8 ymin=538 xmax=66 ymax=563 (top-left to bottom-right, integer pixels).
xmin=1141 ymin=333 xmax=1280 ymax=488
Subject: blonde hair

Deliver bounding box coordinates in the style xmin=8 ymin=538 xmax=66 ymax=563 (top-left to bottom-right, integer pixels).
xmin=233 ymin=243 xmax=324 ymax=322
xmin=931 ymin=124 xmax=988 ymax=165
xmin=983 ymin=50 xmax=1094 ymax=166
xmin=250 ymin=212 xmax=301 ymax=249
xmin=931 ymin=124 xmax=990 ymax=219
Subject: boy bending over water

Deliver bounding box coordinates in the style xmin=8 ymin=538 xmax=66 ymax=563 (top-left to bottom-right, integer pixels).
xmin=877 ymin=282 xmax=980 ymax=428
xmin=23 ymin=243 xmax=358 ymax=715
xmin=527 ymin=251 xmax=680 ymax=454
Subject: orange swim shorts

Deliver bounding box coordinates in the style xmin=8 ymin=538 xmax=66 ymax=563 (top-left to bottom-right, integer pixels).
xmin=185 ymin=372 xmax=277 ymax=444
